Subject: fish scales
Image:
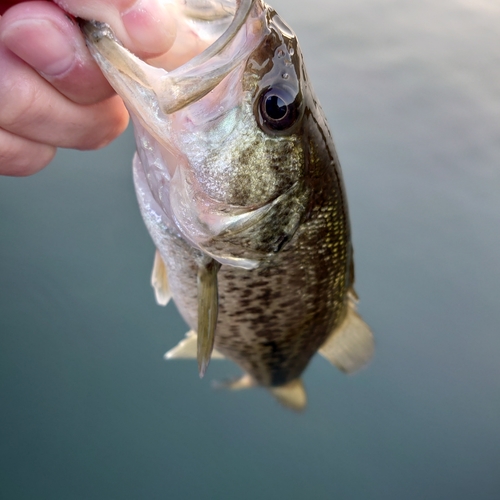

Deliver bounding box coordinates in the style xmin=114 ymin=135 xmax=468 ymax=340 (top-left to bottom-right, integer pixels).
xmin=83 ymin=0 xmax=373 ymax=408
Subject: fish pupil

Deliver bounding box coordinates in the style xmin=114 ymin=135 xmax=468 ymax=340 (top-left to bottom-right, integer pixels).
xmin=257 ymin=86 xmax=300 ymax=133
xmin=265 ymin=95 xmax=288 ymax=120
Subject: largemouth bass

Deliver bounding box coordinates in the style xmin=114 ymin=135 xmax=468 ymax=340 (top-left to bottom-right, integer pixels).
xmin=82 ymin=0 xmax=374 ymax=410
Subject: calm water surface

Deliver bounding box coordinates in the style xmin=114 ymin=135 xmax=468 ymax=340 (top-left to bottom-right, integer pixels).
xmin=1 ymin=0 xmax=499 ymax=498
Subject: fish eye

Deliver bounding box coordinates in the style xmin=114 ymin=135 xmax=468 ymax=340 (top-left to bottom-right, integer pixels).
xmin=257 ymin=87 xmax=300 ymax=133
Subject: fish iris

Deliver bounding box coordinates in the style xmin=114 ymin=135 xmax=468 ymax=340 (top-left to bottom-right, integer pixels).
xmin=258 ymin=87 xmax=298 ymax=132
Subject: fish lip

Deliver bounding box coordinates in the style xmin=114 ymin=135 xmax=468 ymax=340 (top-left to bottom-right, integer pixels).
xmin=80 ymin=19 xmax=115 ymax=44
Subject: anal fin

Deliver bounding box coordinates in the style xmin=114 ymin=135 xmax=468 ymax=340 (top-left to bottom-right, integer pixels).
xmin=215 ymin=376 xmax=306 ymax=411
xmin=319 ymin=292 xmax=374 ymax=373
xmin=271 ymin=379 xmax=307 ymax=411
xmin=151 ymin=250 xmax=171 ymax=306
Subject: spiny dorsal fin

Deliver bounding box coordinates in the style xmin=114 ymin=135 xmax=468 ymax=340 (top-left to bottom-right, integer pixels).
xmin=271 ymin=379 xmax=307 ymax=411
xmin=164 ymin=330 xmax=224 ymax=360
xmin=151 ymin=250 xmax=171 ymax=306
xmin=319 ymin=294 xmax=374 ymax=373
xmin=197 ymin=256 xmax=221 ymax=378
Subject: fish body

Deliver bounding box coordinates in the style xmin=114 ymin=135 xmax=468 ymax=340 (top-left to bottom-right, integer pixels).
xmin=83 ymin=0 xmax=373 ymax=408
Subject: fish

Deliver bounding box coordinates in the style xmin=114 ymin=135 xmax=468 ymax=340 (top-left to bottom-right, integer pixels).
xmin=82 ymin=0 xmax=374 ymax=410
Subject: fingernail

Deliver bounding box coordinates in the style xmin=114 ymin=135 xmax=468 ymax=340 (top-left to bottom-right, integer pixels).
xmin=121 ymin=0 xmax=176 ymax=56
xmin=1 ymin=19 xmax=76 ymax=77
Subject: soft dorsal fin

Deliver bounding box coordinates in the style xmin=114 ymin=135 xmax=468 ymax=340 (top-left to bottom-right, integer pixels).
xmin=151 ymin=250 xmax=171 ymax=306
xmin=164 ymin=330 xmax=224 ymax=360
xmin=319 ymin=294 xmax=374 ymax=373
xmin=271 ymin=379 xmax=307 ymax=411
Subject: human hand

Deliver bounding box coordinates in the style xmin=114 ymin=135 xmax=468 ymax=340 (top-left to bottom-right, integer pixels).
xmin=0 ymin=0 xmax=176 ymax=176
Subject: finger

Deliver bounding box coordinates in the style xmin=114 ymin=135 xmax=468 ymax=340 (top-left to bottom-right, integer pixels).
xmin=0 ymin=45 xmax=129 ymax=150
xmin=0 ymin=1 xmax=26 ymax=16
xmin=54 ymin=0 xmax=177 ymax=59
xmin=0 ymin=2 xmax=116 ymax=105
xmin=0 ymin=127 xmax=56 ymax=176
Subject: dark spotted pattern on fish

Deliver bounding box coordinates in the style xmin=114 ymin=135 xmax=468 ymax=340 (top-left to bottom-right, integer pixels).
xmin=159 ymin=101 xmax=350 ymax=386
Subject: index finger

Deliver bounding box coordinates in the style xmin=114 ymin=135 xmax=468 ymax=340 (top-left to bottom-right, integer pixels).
xmin=0 ymin=2 xmax=117 ymax=105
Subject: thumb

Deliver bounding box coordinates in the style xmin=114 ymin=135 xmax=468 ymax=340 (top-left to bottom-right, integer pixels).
xmin=53 ymin=0 xmax=177 ymax=58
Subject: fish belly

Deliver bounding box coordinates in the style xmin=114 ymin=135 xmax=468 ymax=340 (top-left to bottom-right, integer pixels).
xmin=133 ymin=155 xmax=349 ymax=387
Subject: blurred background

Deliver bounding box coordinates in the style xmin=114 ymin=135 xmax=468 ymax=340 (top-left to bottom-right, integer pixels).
xmin=1 ymin=0 xmax=499 ymax=498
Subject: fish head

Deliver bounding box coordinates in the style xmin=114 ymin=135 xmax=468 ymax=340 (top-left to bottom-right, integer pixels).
xmin=83 ymin=1 xmax=313 ymax=269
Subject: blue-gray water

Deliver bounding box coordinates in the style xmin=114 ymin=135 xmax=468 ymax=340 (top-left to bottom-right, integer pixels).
xmin=1 ymin=0 xmax=499 ymax=498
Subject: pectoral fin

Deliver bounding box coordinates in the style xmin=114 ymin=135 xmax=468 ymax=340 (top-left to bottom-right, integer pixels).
xmin=271 ymin=379 xmax=307 ymax=411
xmin=197 ymin=256 xmax=221 ymax=378
xmin=319 ymin=293 xmax=374 ymax=373
xmin=164 ymin=330 xmax=224 ymax=360
xmin=151 ymin=250 xmax=171 ymax=306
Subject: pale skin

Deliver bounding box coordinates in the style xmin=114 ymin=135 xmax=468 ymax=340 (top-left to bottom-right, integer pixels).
xmin=0 ymin=0 xmax=178 ymax=176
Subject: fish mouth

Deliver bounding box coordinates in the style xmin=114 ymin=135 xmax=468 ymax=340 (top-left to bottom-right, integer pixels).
xmin=81 ymin=0 xmax=265 ymax=116
xmin=82 ymin=1 xmax=303 ymax=269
